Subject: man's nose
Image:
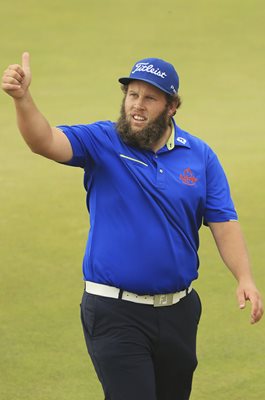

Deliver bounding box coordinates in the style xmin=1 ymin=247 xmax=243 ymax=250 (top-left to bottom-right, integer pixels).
xmin=134 ymin=97 xmax=145 ymax=110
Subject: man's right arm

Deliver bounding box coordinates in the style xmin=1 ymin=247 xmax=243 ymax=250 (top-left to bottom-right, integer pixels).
xmin=1 ymin=52 xmax=73 ymax=162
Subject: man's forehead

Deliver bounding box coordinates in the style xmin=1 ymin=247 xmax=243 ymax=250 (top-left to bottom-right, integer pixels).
xmin=127 ymin=80 xmax=165 ymax=96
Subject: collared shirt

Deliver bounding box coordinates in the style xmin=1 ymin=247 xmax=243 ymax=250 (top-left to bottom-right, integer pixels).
xmin=58 ymin=119 xmax=238 ymax=294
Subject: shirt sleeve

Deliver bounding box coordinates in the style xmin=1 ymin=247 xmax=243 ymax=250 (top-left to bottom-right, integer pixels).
xmin=203 ymin=149 xmax=238 ymax=225
xmin=57 ymin=122 xmax=112 ymax=168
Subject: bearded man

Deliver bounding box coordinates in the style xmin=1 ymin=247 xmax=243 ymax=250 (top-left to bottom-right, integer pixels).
xmin=2 ymin=54 xmax=263 ymax=400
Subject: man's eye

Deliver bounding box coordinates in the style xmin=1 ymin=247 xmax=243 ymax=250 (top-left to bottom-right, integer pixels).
xmin=147 ymin=96 xmax=156 ymax=101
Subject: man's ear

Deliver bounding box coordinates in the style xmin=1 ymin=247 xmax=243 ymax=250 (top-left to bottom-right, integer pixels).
xmin=168 ymin=104 xmax=177 ymax=117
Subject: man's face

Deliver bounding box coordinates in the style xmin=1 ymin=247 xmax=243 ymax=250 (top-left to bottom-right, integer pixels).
xmin=124 ymin=81 xmax=169 ymax=132
xmin=116 ymin=81 xmax=175 ymax=150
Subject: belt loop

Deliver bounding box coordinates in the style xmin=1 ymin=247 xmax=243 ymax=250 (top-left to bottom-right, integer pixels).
xmin=118 ymin=289 xmax=124 ymax=299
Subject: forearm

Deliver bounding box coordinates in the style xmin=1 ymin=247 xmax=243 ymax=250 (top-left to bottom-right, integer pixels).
xmin=209 ymin=221 xmax=263 ymax=323
xmin=208 ymin=221 xmax=253 ymax=283
xmin=2 ymin=53 xmax=72 ymax=163
xmin=14 ymin=91 xmax=54 ymax=155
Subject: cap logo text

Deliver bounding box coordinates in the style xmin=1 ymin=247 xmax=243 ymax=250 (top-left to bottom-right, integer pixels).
xmin=132 ymin=63 xmax=167 ymax=79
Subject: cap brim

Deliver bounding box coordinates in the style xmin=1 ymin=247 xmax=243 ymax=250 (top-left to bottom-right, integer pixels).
xmin=118 ymin=77 xmax=173 ymax=95
xmin=118 ymin=77 xmax=133 ymax=85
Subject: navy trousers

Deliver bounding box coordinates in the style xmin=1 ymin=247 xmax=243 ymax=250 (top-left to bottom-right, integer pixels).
xmin=80 ymin=289 xmax=202 ymax=400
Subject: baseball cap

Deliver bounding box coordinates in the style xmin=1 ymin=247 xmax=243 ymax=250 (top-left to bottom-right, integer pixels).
xmin=118 ymin=58 xmax=179 ymax=95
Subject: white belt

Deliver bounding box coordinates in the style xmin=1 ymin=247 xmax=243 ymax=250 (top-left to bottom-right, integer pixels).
xmin=85 ymin=281 xmax=192 ymax=307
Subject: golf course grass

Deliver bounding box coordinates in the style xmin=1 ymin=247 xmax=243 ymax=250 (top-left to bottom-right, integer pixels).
xmin=1 ymin=1 xmax=264 ymax=399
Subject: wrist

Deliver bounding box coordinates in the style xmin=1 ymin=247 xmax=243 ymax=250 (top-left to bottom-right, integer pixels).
xmin=13 ymin=90 xmax=33 ymax=108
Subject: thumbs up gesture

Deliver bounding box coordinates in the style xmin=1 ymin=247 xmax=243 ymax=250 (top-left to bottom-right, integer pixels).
xmin=1 ymin=52 xmax=32 ymax=99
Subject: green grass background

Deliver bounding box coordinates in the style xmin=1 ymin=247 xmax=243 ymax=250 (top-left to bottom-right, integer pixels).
xmin=1 ymin=0 xmax=264 ymax=399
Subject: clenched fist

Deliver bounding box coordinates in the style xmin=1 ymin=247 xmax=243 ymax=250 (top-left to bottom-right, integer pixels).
xmin=1 ymin=52 xmax=31 ymax=99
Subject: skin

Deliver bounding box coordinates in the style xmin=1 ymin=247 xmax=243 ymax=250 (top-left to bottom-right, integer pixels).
xmin=209 ymin=221 xmax=263 ymax=324
xmin=1 ymin=52 xmax=263 ymax=323
xmin=1 ymin=52 xmax=72 ymax=162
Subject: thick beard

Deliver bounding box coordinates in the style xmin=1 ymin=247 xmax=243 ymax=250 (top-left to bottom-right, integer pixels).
xmin=116 ymin=99 xmax=170 ymax=150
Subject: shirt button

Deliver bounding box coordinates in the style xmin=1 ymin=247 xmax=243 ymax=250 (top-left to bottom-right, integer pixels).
xmin=159 ymin=169 xmax=163 ymax=173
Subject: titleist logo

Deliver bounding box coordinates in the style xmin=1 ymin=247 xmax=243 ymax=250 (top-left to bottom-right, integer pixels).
xmin=132 ymin=63 xmax=167 ymax=79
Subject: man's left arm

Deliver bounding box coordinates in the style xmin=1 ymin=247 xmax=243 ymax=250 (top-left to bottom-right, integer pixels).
xmin=208 ymin=221 xmax=263 ymax=324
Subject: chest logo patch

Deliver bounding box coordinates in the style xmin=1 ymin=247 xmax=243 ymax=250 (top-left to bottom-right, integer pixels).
xmin=179 ymin=168 xmax=198 ymax=186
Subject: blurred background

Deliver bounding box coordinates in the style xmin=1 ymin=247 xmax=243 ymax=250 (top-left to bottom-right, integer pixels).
xmin=0 ymin=1 xmax=264 ymax=399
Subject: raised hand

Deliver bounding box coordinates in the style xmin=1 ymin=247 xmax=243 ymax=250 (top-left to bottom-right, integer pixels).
xmin=1 ymin=52 xmax=32 ymax=99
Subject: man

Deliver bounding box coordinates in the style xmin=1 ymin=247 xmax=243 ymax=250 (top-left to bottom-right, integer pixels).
xmin=2 ymin=54 xmax=263 ymax=400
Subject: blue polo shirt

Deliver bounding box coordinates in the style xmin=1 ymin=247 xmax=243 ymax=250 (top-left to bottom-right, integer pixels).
xmin=58 ymin=120 xmax=237 ymax=294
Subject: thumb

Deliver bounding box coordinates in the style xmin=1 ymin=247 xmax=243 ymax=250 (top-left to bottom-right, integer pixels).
xmin=237 ymin=287 xmax=246 ymax=309
xmin=22 ymin=51 xmax=30 ymax=72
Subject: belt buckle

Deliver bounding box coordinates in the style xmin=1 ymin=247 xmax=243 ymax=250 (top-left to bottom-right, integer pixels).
xmin=154 ymin=293 xmax=174 ymax=307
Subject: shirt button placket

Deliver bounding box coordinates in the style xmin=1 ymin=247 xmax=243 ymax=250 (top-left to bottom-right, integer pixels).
xmin=156 ymin=163 xmax=166 ymax=189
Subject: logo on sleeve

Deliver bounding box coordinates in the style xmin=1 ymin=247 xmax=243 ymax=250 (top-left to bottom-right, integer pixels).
xmin=179 ymin=168 xmax=198 ymax=186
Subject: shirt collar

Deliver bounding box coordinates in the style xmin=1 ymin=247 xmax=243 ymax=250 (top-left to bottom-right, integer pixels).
xmin=166 ymin=120 xmax=175 ymax=150
xmin=167 ymin=119 xmax=191 ymax=150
